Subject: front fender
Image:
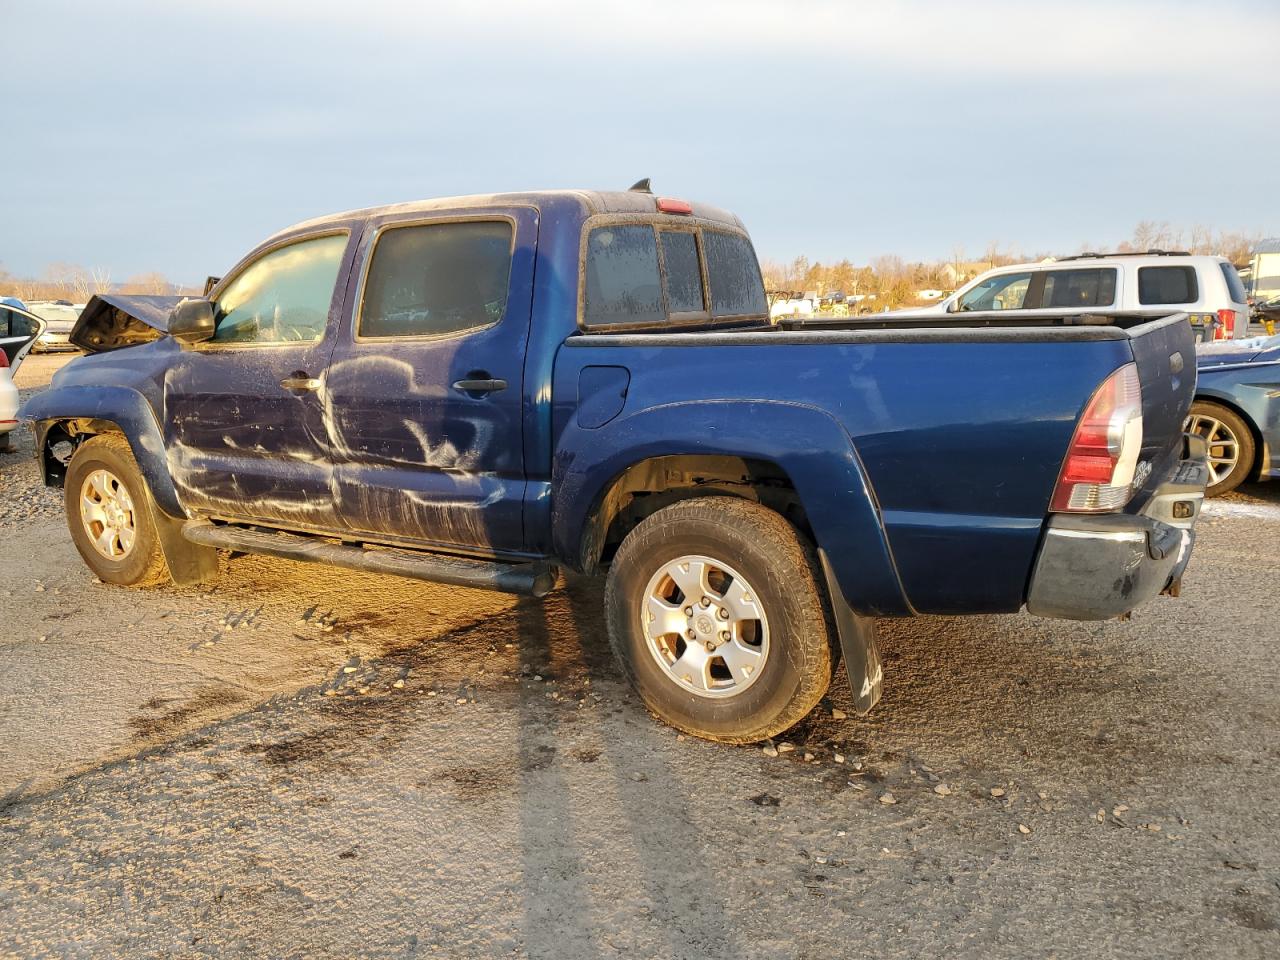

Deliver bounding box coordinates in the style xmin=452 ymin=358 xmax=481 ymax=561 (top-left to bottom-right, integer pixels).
xmin=552 ymin=399 xmax=911 ymax=617
xmin=21 ymin=384 xmax=186 ymax=519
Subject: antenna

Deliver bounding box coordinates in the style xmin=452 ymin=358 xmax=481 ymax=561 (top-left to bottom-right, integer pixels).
xmin=628 ymin=178 xmax=653 ymax=194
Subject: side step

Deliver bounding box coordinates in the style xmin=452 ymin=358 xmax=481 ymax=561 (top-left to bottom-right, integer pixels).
xmin=181 ymin=520 xmax=557 ymax=597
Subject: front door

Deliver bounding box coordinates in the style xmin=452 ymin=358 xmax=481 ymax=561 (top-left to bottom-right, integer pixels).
xmin=163 ymin=231 xmax=355 ymax=530
xmin=323 ymin=208 xmax=537 ymax=555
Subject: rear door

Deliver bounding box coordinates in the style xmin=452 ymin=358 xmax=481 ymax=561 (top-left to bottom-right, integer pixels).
xmin=0 ymin=306 xmax=45 ymax=371
xmin=323 ymin=207 xmax=537 ymax=555
xmin=163 ymin=230 xmax=356 ymax=530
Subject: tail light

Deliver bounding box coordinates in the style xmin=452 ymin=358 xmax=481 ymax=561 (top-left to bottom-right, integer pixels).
xmin=1050 ymin=363 xmax=1144 ymax=512
xmin=1216 ymin=308 xmax=1236 ymax=340
xmin=0 ymin=350 xmax=8 ymax=369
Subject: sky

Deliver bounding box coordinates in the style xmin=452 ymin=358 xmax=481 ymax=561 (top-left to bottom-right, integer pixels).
xmin=3 ymin=0 xmax=1278 ymax=284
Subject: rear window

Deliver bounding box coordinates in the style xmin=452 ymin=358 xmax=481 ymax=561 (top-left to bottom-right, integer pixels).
xmin=582 ymin=222 xmax=766 ymax=328
xmin=584 ymin=225 xmax=664 ymax=326
xmin=660 ymin=231 xmax=704 ymax=313
xmin=1041 ymin=268 xmax=1117 ymax=308
xmin=1138 ymin=265 xmax=1198 ymax=305
xmin=704 ymin=231 xmax=767 ymax=318
xmin=1220 ymin=262 xmax=1247 ymax=303
xmin=360 ymin=221 xmax=513 ymax=339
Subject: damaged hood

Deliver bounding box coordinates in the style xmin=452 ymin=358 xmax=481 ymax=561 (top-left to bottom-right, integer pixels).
xmin=70 ymin=293 xmax=185 ymax=353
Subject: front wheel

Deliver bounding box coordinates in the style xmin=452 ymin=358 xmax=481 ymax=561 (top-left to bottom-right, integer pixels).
xmin=65 ymin=434 xmax=170 ymax=586
xmin=1185 ymin=401 xmax=1255 ymax=497
xmin=604 ymin=496 xmax=835 ymax=742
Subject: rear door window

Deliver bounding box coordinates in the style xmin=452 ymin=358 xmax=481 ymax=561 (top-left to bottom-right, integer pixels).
xmin=359 ymin=220 xmax=514 ymax=339
xmin=1041 ymin=268 xmax=1117 ymax=308
xmin=1220 ymin=262 xmax=1247 ymax=303
xmin=1138 ymin=265 xmax=1199 ymax=305
xmin=703 ymin=230 xmax=767 ymax=318
xmin=584 ymin=225 xmax=664 ymax=326
xmin=659 ymin=230 xmax=705 ymax=314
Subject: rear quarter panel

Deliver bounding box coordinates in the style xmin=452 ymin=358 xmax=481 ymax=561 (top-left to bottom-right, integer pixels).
xmin=552 ymin=334 xmax=1133 ymax=615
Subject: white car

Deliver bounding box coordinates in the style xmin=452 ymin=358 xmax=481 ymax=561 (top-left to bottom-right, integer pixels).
xmin=899 ymin=252 xmax=1251 ymax=339
xmin=0 ymin=300 xmax=47 ymax=452
xmin=27 ymin=300 xmax=82 ymax=351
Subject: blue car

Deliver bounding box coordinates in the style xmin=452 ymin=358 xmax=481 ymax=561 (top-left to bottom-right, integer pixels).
xmin=1191 ymin=334 xmax=1280 ymax=495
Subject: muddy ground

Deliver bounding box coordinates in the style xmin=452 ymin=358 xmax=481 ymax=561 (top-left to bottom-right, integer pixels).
xmin=1 ymin=352 xmax=1277 ymax=959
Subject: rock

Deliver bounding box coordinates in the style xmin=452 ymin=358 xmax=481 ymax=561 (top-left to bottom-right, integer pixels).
xmin=1018 ymin=823 xmax=1032 ymax=835
xmin=990 ymin=787 xmax=1006 ymax=798
xmin=933 ymin=783 xmax=952 ymax=797
xmin=803 ymin=752 xmax=815 ymax=762
xmin=833 ymin=754 xmax=846 ymax=764
xmin=1095 ymin=808 xmax=1106 ymax=823
xmin=1112 ymin=804 xmax=1129 ymax=816
xmin=342 ymin=666 xmax=358 ymax=674
xmin=455 ymin=697 xmax=467 ymax=704
xmin=836 ymin=830 xmax=847 ymax=837
xmin=761 ymin=743 xmax=779 ymax=758
xmin=392 ymin=679 xmax=405 ymax=689
xmin=831 ymin=708 xmax=847 ymax=720
xmin=777 ymin=742 xmax=795 ymax=753
xmin=851 ymin=761 xmax=863 ymax=771
xmin=878 ymin=791 xmax=897 ymax=805
xmin=1037 ymin=791 xmax=1049 ymax=800
xmin=676 ymin=734 xmax=686 ymax=742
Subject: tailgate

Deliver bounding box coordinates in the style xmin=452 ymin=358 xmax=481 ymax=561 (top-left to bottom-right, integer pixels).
xmin=1125 ymin=313 xmax=1197 ymax=499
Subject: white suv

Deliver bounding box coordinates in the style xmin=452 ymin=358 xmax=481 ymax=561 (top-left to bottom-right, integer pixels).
xmin=911 ymin=252 xmax=1251 ymax=339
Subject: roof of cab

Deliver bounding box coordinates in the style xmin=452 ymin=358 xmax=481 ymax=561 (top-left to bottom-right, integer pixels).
xmin=267 ymin=189 xmax=745 ymax=244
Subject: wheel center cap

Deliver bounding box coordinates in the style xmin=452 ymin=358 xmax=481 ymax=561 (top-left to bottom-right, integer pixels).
xmin=694 ymin=614 xmax=715 ymax=636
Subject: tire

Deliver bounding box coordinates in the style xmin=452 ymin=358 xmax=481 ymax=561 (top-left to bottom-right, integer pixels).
xmin=65 ymin=434 xmax=170 ymax=587
xmin=1186 ymin=400 xmax=1255 ymax=497
xmin=604 ymin=496 xmax=835 ymax=742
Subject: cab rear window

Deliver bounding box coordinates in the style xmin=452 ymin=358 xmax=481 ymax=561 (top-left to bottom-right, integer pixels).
xmin=582 ymin=221 xmax=766 ymax=329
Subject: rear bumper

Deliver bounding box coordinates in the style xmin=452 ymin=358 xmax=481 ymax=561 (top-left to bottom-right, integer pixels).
xmin=1026 ymin=435 xmax=1208 ymax=620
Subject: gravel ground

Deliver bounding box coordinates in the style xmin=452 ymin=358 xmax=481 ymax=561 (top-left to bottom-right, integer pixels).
xmin=1 ymin=353 xmax=1277 ymax=959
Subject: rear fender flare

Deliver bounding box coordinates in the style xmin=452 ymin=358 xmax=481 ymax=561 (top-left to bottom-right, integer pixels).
xmin=553 ymin=399 xmax=911 ymax=617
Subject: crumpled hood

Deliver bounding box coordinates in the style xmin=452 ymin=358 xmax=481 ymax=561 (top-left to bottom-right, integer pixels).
xmin=70 ymin=293 xmax=184 ymax=353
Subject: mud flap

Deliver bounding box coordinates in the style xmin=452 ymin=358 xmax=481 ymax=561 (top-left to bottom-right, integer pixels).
xmin=149 ymin=502 xmax=218 ymax=586
xmin=818 ymin=549 xmax=883 ymax=714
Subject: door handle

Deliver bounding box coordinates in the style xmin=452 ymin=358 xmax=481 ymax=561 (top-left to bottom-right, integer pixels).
xmin=452 ymin=378 xmax=508 ymax=394
xmin=280 ymin=375 xmax=322 ymax=392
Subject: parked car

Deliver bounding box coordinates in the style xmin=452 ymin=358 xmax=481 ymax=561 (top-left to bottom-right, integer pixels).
xmin=27 ymin=300 xmax=83 ymax=351
xmin=0 ymin=301 xmax=48 ymax=451
xmin=1252 ymin=292 xmax=1280 ymax=335
xmin=1188 ymin=334 xmax=1280 ymax=495
xmin=22 ymin=187 xmax=1207 ymax=742
xmin=894 ymin=252 xmax=1252 ymax=340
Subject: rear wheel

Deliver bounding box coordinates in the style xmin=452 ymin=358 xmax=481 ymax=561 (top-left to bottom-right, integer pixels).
xmin=65 ymin=435 xmax=169 ymax=586
xmin=1185 ymin=401 xmax=1254 ymax=497
xmin=604 ymin=496 xmax=835 ymax=742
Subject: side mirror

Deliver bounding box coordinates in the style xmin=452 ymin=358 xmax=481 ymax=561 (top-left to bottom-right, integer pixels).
xmin=168 ymin=298 xmax=215 ymax=345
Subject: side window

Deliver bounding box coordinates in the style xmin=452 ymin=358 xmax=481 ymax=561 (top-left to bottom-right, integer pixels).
xmin=957 ymin=272 xmax=1032 ymax=311
xmin=703 ymin=231 xmax=767 ymax=318
xmin=360 ymin=221 xmax=513 ymax=339
xmin=1 ymin=307 xmax=40 ymax=339
xmin=1041 ymin=268 xmax=1117 ymax=308
xmin=584 ymin=225 xmax=663 ymax=326
xmin=212 ymin=234 xmax=347 ymax=345
xmin=1138 ymin=266 xmax=1198 ymax=305
xmin=659 ymin=231 xmax=704 ymax=314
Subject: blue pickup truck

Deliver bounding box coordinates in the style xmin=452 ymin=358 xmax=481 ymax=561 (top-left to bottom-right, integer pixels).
xmin=22 ymin=186 xmax=1208 ymax=742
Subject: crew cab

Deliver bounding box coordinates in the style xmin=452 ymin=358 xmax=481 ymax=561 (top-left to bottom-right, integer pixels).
xmin=902 ymin=252 xmax=1251 ymax=340
xmin=21 ymin=186 xmax=1208 ymax=742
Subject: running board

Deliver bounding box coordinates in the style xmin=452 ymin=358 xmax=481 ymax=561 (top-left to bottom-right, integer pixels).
xmin=181 ymin=520 xmax=557 ymax=597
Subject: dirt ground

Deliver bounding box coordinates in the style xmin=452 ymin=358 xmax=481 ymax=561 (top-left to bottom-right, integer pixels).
xmin=1 ymin=352 xmax=1277 ymax=959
